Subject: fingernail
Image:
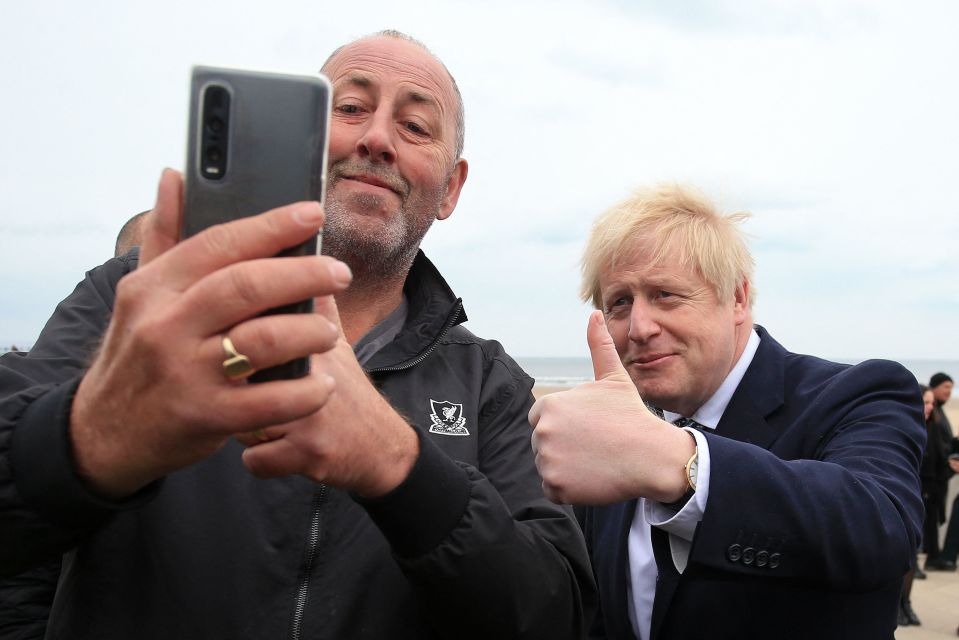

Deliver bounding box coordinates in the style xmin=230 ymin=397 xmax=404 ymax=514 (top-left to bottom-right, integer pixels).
xmin=329 ymin=260 xmax=352 ymax=286
xmin=293 ymin=202 xmax=324 ymax=226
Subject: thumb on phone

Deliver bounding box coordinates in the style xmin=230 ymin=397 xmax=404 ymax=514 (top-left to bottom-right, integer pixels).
xmin=587 ymin=310 xmax=629 ymax=381
xmin=139 ymin=169 xmax=184 ymax=265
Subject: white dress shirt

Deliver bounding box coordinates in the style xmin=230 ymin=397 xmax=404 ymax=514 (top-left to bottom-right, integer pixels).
xmin=626 ymin=329 xmax=761 ymax=640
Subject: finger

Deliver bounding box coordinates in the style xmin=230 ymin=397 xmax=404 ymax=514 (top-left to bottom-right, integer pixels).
xmin=152 ymin=200 xmax=326 ymax=292
xmin=207 ymin=314 xmax=340 ymax=375
xmin=235 ymin=425 xmax=282 ymax=448
xmin=139 ymin=169 xmax=184 ymax=265
xmin=587 ymin=310 xmax=628 ymax=381
xmin=528 ymin=397 xmax=544 ymax=429
xmin=234 ymin=428 xmax=273 ymax=448
xmin=202 ymin=374 xmax=335 ymax=434
xmin=313 ymin=294 xmax=346 ymax=340
xmin=241 ymin=436 xmax=311 ymax=479
xmin=174 ymin=255 xmax=352 ymax=336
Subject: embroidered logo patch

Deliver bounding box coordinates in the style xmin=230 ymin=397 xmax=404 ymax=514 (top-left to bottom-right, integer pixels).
xmin=428 ymin=399 xmax=469 ymax=436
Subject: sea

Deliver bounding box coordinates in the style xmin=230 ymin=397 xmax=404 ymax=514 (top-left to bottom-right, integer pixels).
xmin=2 ymin=343 xmax=957 ymax=394
xmin=515 ymin=356 xmax=959 ymax=391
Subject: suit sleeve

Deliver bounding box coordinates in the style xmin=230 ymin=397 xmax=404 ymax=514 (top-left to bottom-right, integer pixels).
xmin=689 ymin=359 xmax=924 ymax=590
xmin=360 ymin=355 xmax=597 ymax=640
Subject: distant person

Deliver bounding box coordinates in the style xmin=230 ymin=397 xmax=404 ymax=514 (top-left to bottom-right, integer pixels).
xmin=114 ymin=210 xmax=149 ymax=257
xmin=529 ymin=183 xmax=925 ymax=639
xmin=900 ymin=384 xmax=939 ymax=626
xmin=921 ymin=377 xmax=954 ymax=573
xmin=928 ymin=372 xmax=959 ymax=572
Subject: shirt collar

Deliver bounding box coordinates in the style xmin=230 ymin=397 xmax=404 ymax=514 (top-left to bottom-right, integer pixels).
xmin=663 ymin=328 xmax=761 ymax=430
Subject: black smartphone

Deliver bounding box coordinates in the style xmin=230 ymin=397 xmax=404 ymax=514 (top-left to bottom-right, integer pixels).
xmin=183 ymin=66 xmax=331 ymax=382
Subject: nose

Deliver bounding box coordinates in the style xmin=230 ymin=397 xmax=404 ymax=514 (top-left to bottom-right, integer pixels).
xmin=627 ymin=300 xmax=661 ymax=343
xmin=355 ymin=108 xmax=396 ymax=164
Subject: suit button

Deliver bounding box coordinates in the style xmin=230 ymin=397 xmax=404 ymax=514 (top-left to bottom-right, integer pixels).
xmin=727 ymin=544 xmax=743 ymax=562
xmin=742 ymin=547 xmax=755 ymax=565
xmin=756 ymin=550 xmax=769 ymax=567
xmin=769 ymin=553 xmax=781 ymax=569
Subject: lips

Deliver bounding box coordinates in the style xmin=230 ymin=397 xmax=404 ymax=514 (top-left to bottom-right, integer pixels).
xmin=343 ymin=174 xmax=399 ymax=194
xmin=629 ymin=353 xmax=675 ymax=367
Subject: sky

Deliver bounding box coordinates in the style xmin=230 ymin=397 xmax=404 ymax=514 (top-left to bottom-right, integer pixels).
xmin=2 ymin=0 xmax=958 ymax=361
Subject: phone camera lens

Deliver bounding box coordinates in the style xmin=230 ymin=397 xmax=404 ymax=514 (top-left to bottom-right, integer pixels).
xmin=206 ymin=147 xmax=222 ymax=162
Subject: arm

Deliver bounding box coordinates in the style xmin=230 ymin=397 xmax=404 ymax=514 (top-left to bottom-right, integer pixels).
xmin=689 ymin=359 xmax=925 ymax=589
xmin=530 ymin=314 xmax=923 ymax=593
xmin=2 ymin=171 xmax=349 ymax=577
xmin=241 ymin=338 xmax=596 ymax=639
xmin=0 ymin=255 xmax=134 ymax=575
xmin=365 ymin=357 xmax=596 ymax=640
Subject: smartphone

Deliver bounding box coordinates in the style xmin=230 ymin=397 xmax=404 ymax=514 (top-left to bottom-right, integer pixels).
xmin=183 ymin=66 xmax=331 ymax=382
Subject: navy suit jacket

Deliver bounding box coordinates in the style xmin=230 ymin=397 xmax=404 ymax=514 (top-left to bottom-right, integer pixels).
xmin=581 ymin=327 xmax=925 ymax=640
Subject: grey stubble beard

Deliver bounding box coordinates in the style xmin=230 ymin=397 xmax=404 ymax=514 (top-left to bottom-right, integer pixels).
xmin=321 ymin=185 xmax=434 ymax=284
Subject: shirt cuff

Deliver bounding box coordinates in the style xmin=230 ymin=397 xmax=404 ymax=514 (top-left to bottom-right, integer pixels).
xmin=645 ymin=427 xmax=711 ymax=572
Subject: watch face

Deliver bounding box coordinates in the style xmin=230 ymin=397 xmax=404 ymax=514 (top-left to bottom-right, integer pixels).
xmin=687 ymin=457 xmax=699 ymax=490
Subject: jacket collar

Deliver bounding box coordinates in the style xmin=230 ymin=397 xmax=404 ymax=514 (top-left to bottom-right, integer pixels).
xmin=713 ymin=325 xmax=786 ymax=449
xmin=364 ymin=251 xmax=465 ymax=372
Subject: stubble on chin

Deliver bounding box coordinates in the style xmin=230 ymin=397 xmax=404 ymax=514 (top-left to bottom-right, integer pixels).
xmin=321 ymin=188 xmax=423 ymax=280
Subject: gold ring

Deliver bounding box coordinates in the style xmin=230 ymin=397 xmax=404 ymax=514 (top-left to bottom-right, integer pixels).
xmin=252 ymin=428 xmax=271 ymax=442
xmin=222 ymin=336 xmax=256 ymax=380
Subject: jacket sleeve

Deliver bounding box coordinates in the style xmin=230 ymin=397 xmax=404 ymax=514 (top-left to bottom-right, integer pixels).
xmin=688 ymin=359 xmax=925 ymax=590
xmin=0 ymin=253 xmax=149 ymax=577
xmin=360 ymin=353 xmax=597 ymax=640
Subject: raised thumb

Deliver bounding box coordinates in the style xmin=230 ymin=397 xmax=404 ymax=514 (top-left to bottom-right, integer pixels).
xmin=586 ymin=310 xmax=628 ymax=381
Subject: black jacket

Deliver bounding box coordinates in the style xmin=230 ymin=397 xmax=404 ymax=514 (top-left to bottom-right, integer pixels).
xmin=0 ymin=250 xmax=595 ymax=639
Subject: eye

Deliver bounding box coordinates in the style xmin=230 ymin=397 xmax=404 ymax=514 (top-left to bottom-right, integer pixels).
xmin=604 ymin=295 xmax=631 ymax=314
xmin=656 ymin=290 xmax=674 ymax=299
xmin=404 ymin=121 xmax=429 ymax=136
xmin=335 ymin=103 xmax=363 ymax=115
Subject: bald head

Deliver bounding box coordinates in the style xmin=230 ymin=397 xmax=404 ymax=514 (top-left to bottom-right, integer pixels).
xmin=322 ymin=30 xmax=465 ymax=160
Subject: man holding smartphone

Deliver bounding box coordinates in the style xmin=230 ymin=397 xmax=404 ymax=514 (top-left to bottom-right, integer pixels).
xmin=0 ymin=31 xmax=594 ymax=639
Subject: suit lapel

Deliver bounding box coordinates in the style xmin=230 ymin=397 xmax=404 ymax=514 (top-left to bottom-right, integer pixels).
xmin=713 ymin=325 xmax=786 ymax=449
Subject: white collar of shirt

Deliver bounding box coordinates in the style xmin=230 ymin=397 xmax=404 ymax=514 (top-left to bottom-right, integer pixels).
xmin=662 ymin=328 xmax=761 ymax=429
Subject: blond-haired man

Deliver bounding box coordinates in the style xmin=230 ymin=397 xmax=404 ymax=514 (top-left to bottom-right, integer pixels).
xmin=531 ymin=183 xmax=924 ymax=639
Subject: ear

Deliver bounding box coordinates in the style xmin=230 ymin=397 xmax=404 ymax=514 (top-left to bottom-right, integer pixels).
xmin=436 ymin=158 xmax=468 ymax=221
xmin=733 ymin=279 xmax=751 ymax=325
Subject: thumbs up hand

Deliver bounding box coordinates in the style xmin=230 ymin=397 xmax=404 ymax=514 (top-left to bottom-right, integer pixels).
xmin=529 ymin=311 xmax=694 ymax=505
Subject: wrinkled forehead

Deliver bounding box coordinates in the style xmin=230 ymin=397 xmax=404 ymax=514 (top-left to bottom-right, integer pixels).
xmin=324 ymin=37 xmax=458 ymax=121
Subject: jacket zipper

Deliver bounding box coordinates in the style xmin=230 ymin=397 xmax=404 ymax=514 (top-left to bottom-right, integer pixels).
xmin=289 ymin=485 xmax=327 ymax=640
xmin=287 ymin=300 xmax=461 ymax=638
xmin=366 ymin=301 xmax=462 ymax=374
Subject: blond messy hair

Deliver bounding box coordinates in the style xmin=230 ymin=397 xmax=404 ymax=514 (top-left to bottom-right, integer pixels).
xmin=580 ymin=183 xmax=755 ymax=309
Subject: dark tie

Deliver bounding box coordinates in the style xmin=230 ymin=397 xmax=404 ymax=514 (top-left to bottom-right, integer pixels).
xmin=647 ymin=404 xmax=704 ymax=431
xmin=673 ymin=416 xmax=705 ymax=431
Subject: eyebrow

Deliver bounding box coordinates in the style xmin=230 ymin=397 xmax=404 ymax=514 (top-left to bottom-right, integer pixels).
xmin=339 ymin=73 xmax=372 ymax=89
xmin=407 ymin=89 xmax=438 ymax=109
